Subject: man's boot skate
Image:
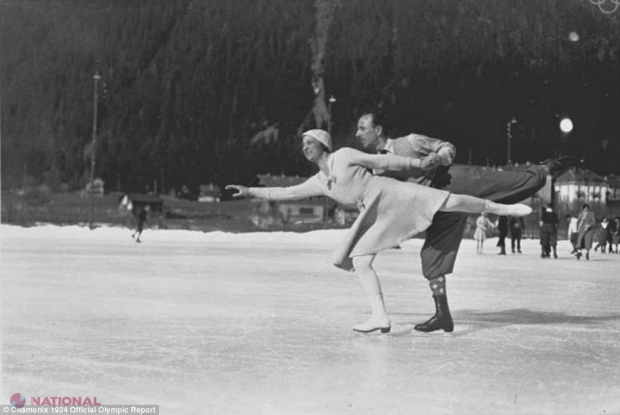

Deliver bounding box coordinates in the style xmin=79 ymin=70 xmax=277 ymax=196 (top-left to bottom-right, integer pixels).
xmin=414 ymin=295 xmax=454 ymax=333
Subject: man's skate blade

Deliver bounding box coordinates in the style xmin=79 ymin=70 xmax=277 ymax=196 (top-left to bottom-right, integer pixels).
xmin=411 ymin=329 xmax=455 ymax=337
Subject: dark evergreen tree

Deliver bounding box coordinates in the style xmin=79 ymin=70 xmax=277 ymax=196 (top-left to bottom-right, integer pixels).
xmin=1 ymin=0 xmax=619 ymax=193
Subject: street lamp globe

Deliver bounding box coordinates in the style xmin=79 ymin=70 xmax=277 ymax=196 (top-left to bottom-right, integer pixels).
xmin=568 ymin=31 xmax=579 ymax=42
xmin=560 ymin=117 xmax=573 ymax=134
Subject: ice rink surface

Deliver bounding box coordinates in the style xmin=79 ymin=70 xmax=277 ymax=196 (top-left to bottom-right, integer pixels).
xmin=2 ymin=224 xmax=619 ymax=415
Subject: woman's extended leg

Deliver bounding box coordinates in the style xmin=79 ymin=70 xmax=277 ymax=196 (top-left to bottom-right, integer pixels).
xmin=351 ymin=255 xmax=391 ymax=334
xmin=440 ymin=194 xmax=532 ymax=216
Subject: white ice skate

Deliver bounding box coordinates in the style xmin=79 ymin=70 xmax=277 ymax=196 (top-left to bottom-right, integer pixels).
xmin=484 ymin=200 xmax=532 ymax=217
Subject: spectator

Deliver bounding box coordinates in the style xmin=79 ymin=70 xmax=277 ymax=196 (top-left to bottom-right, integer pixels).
xmin=509 ymin=216 xmax=525 ymax=254
xmin=540 ymin=203 xmax=559 ymax=258
xmin=611 ymin=217 xmax=620 ymax=253
xmin=496 ymin=216 xmax=508 ymax=255
xmin=474 ymin=212 xmax=496 ymax=254
xmin=575 ymin=204 xmax=596 ymax=260
xmin=565 ymin=214 xmax=579 ymax=254
xmin=594 ymin=217 xmax=612 ymax=253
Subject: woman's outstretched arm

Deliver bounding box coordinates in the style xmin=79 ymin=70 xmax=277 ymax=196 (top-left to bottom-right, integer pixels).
xmin=226 ymin=176 xmax=324 ymax=200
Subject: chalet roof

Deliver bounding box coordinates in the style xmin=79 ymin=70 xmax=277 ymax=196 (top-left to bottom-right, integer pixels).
xmin=199 ymin=183 xmax=222 ymax=194
xmin=257 ymin=174 xmax=308 ymax=187
xmin=555 ymin=168 xmax=607 ymax=184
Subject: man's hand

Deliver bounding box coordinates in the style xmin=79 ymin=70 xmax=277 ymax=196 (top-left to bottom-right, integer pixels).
xmin=419 ymin=153 xmax=442 ymax=170
xmin=225 ymin=185 xmax=249 ymax=197
xmin=437 ymin=146 xmax=456 ymax=165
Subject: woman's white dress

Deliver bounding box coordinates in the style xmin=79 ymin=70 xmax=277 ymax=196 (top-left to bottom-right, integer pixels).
xmin=250 ymin=148 xmax=450 ymax=271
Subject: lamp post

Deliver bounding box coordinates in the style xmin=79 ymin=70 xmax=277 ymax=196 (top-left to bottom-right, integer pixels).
xmin=323 ymin=95 xmax=337 ymax=223
xmin=89 ymin=72 xmax=101 ymax=229
xmin=548 ymin=116 xmax=573 ymax=204
xmin=328 ymin=95 xmax=336 ymax=136
xmin=506 ymin=117 xmax=517 ymax=165
xmin=558 ymin=116 xmax=573 ymax=158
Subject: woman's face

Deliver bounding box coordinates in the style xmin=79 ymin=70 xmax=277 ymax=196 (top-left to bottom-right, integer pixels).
xmin=302 ymin=136 xmax=324 ymax=163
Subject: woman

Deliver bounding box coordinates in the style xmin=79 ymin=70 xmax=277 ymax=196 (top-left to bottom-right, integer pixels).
xmin=575 ymin=204 xmax=596 ymax=260
xmin=227 ymin=130 xmax=531 ymax=334
xmin=565 ymin=214 xmax=580 ymax=254
xmin=474 ymin=213 xmax=496 ymax=254
xmin=594 ymin=217 xmax=611 ymax=253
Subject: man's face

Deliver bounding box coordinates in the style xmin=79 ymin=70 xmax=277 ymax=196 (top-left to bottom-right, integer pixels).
xmin=356 ymin=115 xmax=381 ymax=150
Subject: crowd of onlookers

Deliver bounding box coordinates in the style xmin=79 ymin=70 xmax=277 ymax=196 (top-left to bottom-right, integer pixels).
xmin=473 ymin=203 xmax=620 ymax=259
xmin=564 ymin=204 xmax=619 ymax=260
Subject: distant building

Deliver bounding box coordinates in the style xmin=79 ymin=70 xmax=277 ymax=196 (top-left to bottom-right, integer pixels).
xmin=82 ymin=178 xmax=105 ymax=198
xmin=177 ymin=185 xmax=195 ymax=200
xmin=554 ymin=169 xmax=609 ymax=205
xmin=605 ymin=174 xmax=620 ymax=206
xmin=198 ymin=183 xmax=222 ymax=202
xmin=252 ymin=174 xmax=329 ymax=225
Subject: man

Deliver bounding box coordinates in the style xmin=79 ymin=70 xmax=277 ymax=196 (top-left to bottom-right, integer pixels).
xmin=356 ymin=110 xmax=581 ymax=333
xmin=509 ymin=216 xmax=525 ymax=254
xmin=131 ymin=207 xmax=148 ymax=243
xmin=539 ymin=203 xmax=559 ymax=258
xmin=612 ymin=217 xmax=620 ymax=253
xmin=496 ymin=216 xmax=508 ymax=255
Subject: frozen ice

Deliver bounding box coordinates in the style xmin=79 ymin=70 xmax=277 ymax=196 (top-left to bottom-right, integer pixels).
xmin=2 ymin=224 xmax=619 ymax=414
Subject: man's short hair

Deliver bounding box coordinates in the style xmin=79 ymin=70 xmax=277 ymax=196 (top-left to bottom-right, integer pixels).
xmin=362 ymin=108 xmax=391 ymax=135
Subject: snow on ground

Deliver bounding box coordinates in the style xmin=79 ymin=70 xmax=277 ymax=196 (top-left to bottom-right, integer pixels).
xmin=2 ymin=224 xmax=620 ymax=415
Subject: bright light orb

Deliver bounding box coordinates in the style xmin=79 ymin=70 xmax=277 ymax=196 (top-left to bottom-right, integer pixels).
xmin=560 ymin=118 xmax=573 ymax=133
xmin=569 ymin=31 xmax=579 ymax=42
